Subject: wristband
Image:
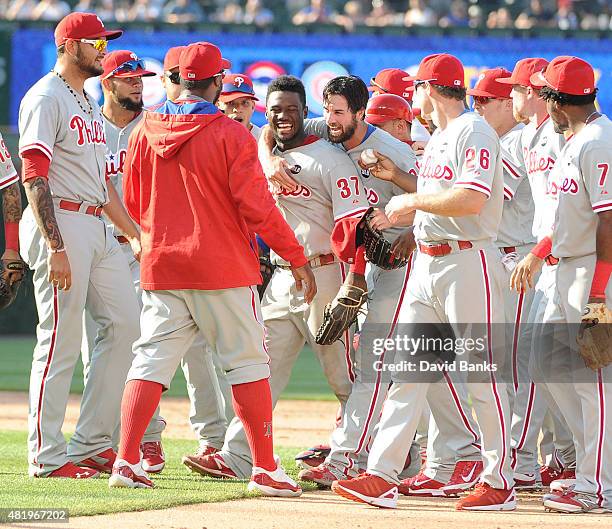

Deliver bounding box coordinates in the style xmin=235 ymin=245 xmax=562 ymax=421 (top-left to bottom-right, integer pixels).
xmin=48 ymin=246 xmax=66 ymax=254
xmin=530 ymin=236 xmax=552 ymax=260
xmin=349 ymin=247 xmax=367 ymax=275
xmin=4 ymin=222 xmax=19 ymax=251
xmin=590 ymin=260 xmax=612 ymax=300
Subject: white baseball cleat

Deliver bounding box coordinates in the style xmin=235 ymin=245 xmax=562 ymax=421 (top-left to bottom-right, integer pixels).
xmin=248 ymin=456 xmax=302 ymax=497
xmin=109 ymin=458 xmax=154 ymax=489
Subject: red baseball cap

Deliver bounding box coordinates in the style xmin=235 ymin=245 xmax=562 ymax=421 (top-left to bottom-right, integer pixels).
xmin=366 ymin=94 xmax=413 ymax=125
xmin=404 ymin=53 xmax=465 ymax=89
xmin=467 ymin=68 xmax=513 ymax=98
xmin=530 ymin=56 xmax=596 ymax=96
xmin=219 ymin=73 xmax=259 ymax=103
xmin=54 ymin=13 xmax=122 ymax=47
xmin=368 ymin=68 xmax=414 ymax=101
xmin=496 ymin=57 xmax=549 ymax=88
xmin=179 ymin=42 xmax=231 ymax=82
xmin=101 ymin=50 xmax=156 ymax=80
xmin=163 ymin=46 xmax=185 ymax=71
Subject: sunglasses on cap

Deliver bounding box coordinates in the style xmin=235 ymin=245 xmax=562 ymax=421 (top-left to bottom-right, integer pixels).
xmin=370 ymin=80 xmax=388 ymax=93
xmin=79 ymin=38 xmax=107 ymax=52
xmin=111 ymin=59 xmax=146 ymax=76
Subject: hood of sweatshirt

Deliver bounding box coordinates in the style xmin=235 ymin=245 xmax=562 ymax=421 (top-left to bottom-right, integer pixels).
xmin=141 ymin=99 xmax=224 ymax=159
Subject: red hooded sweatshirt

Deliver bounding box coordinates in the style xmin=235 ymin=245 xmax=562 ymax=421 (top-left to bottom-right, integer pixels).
xmin=123 ymin=99 xmax=307 ymax=291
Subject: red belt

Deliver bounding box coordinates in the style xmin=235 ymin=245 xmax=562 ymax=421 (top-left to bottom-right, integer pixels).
xmin=545 ymin=255 xmax=559 ymax=266
xmin=418 ymin=240 xmax=473 ymax=257
xmin=58 ymin=199 xmax=103 ymax=217
xmin=502 ymin=246 xmax=516 ymax=254
xmin=116 ymin=235 xmax=129 ymax=244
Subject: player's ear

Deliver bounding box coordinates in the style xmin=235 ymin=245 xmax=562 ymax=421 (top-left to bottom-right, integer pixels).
xmin=356 ymin=108 xmax=365 ymax=121
xmin=303 ymin=105 xmax=308 ymax=118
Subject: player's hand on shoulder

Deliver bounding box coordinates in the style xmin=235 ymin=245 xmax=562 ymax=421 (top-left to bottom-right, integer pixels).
xmin=368 ymin=208 xmax=393 ymax=231
xmin=263 ymin=155 xmax=299 ymax=194
xmin=510 ymin=253 xmax=543 ymax=293
xmin=47 ymin=249 xmax=72 ymax=291
xmin=291 ymin=263 xmax=317 ymax=304
xmin=385 ymin=194 xmax=416 ymax=226
xmin=391 ymin=228 xmax=416 ymax=260
xmin=358 ymin=150 xmax=398 ymax=182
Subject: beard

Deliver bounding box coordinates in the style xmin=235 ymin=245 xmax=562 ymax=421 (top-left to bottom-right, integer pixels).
xmin=116 ymin=94 xmax=143 ymax=112
xmin=327 ymin=115 xmax=358 ymax=144
xmin=75 ymin=46 xmax=104 ymax=78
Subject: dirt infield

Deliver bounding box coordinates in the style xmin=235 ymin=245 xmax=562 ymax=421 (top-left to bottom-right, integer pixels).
xmin=3 ymin=391 xmax=608 ymax=529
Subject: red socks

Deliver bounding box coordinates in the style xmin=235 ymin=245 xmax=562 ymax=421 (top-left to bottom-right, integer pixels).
xmin=118 ymin=380 xmax=163 ymax=465
xmin=231 ymin=378 xmax=276 ymax=471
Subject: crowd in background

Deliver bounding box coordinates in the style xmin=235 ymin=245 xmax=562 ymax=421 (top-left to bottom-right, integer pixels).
xmin=1 ymin=0 xmax=611 ymax=31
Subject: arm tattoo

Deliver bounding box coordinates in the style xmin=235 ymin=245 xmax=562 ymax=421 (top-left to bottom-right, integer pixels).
xmin=1 ymin=182 xmax=22 ymax=223
xmin=23 ymin=177 xmax=64 ymax=250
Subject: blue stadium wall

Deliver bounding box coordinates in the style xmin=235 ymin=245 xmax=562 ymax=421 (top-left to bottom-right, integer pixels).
xmin=10 ymin=29 xmax=612 ymax=127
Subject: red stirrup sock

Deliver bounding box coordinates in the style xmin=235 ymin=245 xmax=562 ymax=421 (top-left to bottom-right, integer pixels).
xmin=118 ymin=379 xmax=163 ymax=465
xmin=231 ymin=378 xmax=276 ymax=471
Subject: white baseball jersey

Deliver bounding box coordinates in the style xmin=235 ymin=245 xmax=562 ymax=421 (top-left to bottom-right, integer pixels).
xmin=250 ymin=123 xmax=262 ymax=141
xmin=413 ymin=112 xmax=503 ymax=243
xmin=0 ymin=132 xmax=18 ymax=190
xmin=104 ymin=112 xmax=142 ymax=205
xmin=520 ymin=116 xmax=565 ymax=239
xmin=497 ymin=123 xmax=536 ymax=248
xmin=18 ymin=73 xmax=108 ymax=204
xmin=343 ymin=126 xmax=418 ymax=241
xmin=270 ymin=137 xmax=370 ymax=265
xmin=552 ymin=115 xmax=612 ymax=258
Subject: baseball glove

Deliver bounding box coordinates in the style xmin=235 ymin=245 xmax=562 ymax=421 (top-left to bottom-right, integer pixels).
xmin=0 ymin=258 xmax=26 ymax=310
xmin=257 ymin=254 xmax=275 ymax=300
xmin=359 ymin=208 xmax=409 ymax=270
xmin=316 ymin=281 xmax=367 ymax=345
xmin=576 ymin=303 xmax=612 ymax=370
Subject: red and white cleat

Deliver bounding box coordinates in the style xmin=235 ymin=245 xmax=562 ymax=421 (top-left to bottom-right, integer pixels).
xmin=248 ymin=456 xmax=302 ymax=497
xmin=399 ymin=471 xmax=447 ymax=497
xmin=140 ymin=441 xmax=165 ymax=473
xmin=455 ymin=483 xmax=516 ymax=511
xmin=543 ymin=491 xmax=610 ymax=514
xmin=332 ymin=473 xmax=399 ymax=509
xmin=46 ymin=462 xmax=99 ymax=479
xmin=182 ymin=452 xmax=238 ymax=479
xmin=539 ymin=465 xmax=563 ymax=487
xmin=109 ymin=458 xmax=154 ymax=489
xmin=298 ymin=463 xmax=346 ymax=488
xmin=78 ymin=447 xmax=116 ymax=474
xmin=441 ymin=460 xmax=484 ymax=496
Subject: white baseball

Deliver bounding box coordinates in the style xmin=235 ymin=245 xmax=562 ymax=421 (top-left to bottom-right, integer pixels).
xmin=360 ymin=149 xmax=378 ymax=165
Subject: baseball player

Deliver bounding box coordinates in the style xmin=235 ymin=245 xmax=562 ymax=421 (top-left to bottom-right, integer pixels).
xmin=81 ymin=49 xmax=168 ymax=473
xmin=217 ymin=73 xmax=261 ymax=140
xmin=347 ymin=93 xmax=484 ymax=498
xmin=0 ymin=134 xmax=25 ymax=310
xmin=159 ymin=45 xmax=183 ymax=103
xmin=188 ymin=75 xmax=370 ymax=481
xmin=502 ymin=58 xmax=577 ymax=483
xmin=468 ymin=67 xmax=544 ymax=490
xmin=528 ymin=56 xmax=612 ymax=513
xmin=18 ymin=13 xmax=142 ymax=478
xmin=332 ymin=53 xmax=515 ymax=511
xmin=109 ymin=43 xmax=313 ymax=496
xmin=368 ymin=68 xmax=430 ymax=142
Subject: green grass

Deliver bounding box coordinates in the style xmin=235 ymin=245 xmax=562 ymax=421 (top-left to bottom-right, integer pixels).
xmin=0 ymin=431 xmax=315 ymax=517
xmin=0 ymin=337 xmax=336 ymax=401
